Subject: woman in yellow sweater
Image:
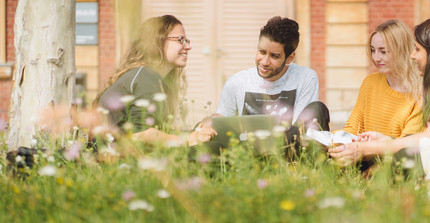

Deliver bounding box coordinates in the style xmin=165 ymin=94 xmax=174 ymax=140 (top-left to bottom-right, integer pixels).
xmin=341 ymin=20 xmax=423 ymax=138
xmin=329 ymin=19 xmax=430 ymax=176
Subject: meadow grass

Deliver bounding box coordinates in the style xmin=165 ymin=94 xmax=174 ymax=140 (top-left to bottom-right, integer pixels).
xmin=0 ymin=129 xmax=429 ymax=223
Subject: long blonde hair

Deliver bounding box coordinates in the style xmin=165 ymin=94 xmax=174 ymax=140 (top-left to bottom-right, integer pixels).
xmin=93 ymin=15 xmax=186 ymax=122
xmin=367 ymin=20 xmax=422 ymax=101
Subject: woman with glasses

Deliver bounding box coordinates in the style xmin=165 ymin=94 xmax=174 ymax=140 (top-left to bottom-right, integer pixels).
xmin=93 ymin=15 xmax=216 ymax=147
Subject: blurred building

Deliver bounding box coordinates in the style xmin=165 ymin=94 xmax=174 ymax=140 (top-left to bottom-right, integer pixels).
xmin=1 ymin=0 xmax=429 ymax=128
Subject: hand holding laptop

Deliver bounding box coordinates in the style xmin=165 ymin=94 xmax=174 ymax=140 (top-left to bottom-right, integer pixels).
xmin=188 ymin=121 xmax=217 ymax=146
xmin=197 ymin=113 xmax=224 ymax=129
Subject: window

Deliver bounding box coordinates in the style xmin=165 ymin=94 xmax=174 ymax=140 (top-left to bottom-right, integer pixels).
xmin=76 ymin=2 xmax=98 ymax=45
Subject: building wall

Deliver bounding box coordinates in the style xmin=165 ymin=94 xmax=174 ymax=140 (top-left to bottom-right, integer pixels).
xmin=98 ymin=0 xmax=115 ymax=97
xmin=325 ymin=0 xmax=369 ymax=128
xmin=0 ymin=0 xmax=16 ymax=122
xmin=369 ymin=0 xmax=416 ymax=31
xmin=311 ymin=0 xmax=326 ymax=102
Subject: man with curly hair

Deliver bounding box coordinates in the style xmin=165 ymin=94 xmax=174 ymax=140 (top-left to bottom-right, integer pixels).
xmin=216 ymin=16 xmax=328 ymax=130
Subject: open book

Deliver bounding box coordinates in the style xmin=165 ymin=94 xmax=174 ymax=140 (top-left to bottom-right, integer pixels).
xmin=306 ymin=128 xmax=359 ymax=146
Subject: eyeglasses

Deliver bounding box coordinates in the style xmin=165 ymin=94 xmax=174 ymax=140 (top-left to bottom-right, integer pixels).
xmin=166 ymin=35 xmax=191 ymax=46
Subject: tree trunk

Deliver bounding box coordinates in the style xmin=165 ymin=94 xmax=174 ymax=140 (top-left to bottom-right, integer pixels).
xmin=8 ymin=0 xmax=76 ymax=151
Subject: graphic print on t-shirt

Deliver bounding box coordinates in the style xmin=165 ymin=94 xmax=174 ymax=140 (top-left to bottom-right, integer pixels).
xmin=242 ymin=90 xmax=296 ymax=122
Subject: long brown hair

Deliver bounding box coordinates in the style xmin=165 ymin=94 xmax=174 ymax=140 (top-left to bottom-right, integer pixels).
xmin=367 ymin=20 xmax=422 ymax=101
xmin=93 ymin=15 xmax=186 ymax=122
xmin=414 ymin=19 xmax=430 ymax=123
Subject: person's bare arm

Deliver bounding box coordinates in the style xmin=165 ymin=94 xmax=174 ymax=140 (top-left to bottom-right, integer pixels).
xmin=329 ymin=127 xmax=430 ymax=164
xmin=133 ymin=126 xmax=217 ymax=147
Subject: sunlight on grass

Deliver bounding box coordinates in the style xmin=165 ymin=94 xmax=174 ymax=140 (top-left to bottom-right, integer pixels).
xmin=0 ymin=104 xmax=429 ymax=223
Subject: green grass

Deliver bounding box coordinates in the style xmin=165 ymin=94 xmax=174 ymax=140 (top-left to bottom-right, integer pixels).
xmin=0 ymin=131 xmax=430 ymax=223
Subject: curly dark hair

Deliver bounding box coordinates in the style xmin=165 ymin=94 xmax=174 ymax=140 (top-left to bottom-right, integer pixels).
xmin=259 ymin=16 xmax=299 ymax=57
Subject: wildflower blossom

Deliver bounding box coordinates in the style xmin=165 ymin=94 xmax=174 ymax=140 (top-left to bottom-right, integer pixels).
xmin=318 ymin=196 xmax=345 ymax=209
xmin=257 ymin=179 xmax=268 ymax=189
xmin=104 ymin=94 xmax=124 ymax=111
xmin=30 ymin=138 xmax=37 ymax=147
xmin=119 ymin=163 xmax=131 ymax=169
xmin=153 ymin=93 xmax=167 ymax=102
xmin=122 ymin=122 xmax=134 ymax=132
xmin=280 ymin=200 xmax=295 ymax=211
xmin=146 ymin=204 xmax=154 ymax=212
xmin=96 ymin=107 xmax=109 ymax=115
xmin=64 ymin=142 xmax=81 ymax=161
xmin=129 ymin=200 xmax=151 ymax=211
xmin=120 ymin=95 xmax=135 ymax=104
xmin=57 ymin=177 xmax=64 ymax=185
xmin=304 ymin=189 xmax=315 ymax=197
xmin=135 ymin=99 xmax=150 ymax=107
xmin=403 ymin=159 xmax=416 ymax=169
xmin=157 ymin=189 xmax=170 ymax=199
xmin=175 ymin=176 xmax=205 ymax=191
xmin=145 ymin=117 xmax=155 ymax=126
xmin=147 ymin=104 xmax=157 ymax=113
xmin=122 ymin=190 xmax=136 ymax=201
xmin=15 ymin=155 xmax=23 ymax=163
xmin=98 ymin=144 xmax=121 ymax=163
xmin=106 ymin=133 xmax=115 ymax=143
xmin=138 ymin=158 xmax=166 ymax=172
xmin=38 ymin=165 xmax=57 ymax=176
xmin=352 ymin=190 xmax=365 ymax=200
xmin=47 ymin=156 xmax=55 ymax=163
xmin=198 ymin=153 xmax=212 ymax=164
xmin=255 ymin=130 xmax=271 ymax=139
xmin=92 ymin=124 xmax=117 ymax=136
xmin=74 ymin=98 xmax=83 ymax=105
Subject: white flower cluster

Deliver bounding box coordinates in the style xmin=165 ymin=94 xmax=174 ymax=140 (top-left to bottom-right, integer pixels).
xmin=128 ymin=200 xmax=154 ymax=212
xmin=138 ymin=158 xmax=166 ymax=172
xmin=38 ymin=165 xmax=57 ymax=176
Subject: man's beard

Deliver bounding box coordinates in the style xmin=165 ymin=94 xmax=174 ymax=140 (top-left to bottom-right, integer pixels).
xmin=257 ymin=59 xmax=287 ymax=80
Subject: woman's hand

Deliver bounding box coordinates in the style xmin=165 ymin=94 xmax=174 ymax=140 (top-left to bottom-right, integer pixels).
xmin=328 ymin=142 xmax=364 ymax=166
xmin=197 ymin=113 xmax=223 ymax=129
xmin=355 ymin=131 xmax=390 ymax=142
xmin=187 ymin=125 xmax=217 ymax=146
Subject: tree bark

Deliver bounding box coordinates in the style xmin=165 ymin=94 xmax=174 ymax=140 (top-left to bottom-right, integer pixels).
xmin=8 ymin=0 xmax=76 ymax=151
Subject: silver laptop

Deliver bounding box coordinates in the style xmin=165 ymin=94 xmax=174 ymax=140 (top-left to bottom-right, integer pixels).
xmin=211 ymin=115 xmax=284 ymax=154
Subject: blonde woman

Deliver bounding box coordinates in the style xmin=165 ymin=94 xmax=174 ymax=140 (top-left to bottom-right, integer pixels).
xmin=341 ymin=20 xmax=423 ymax=139
xmin=93 ymin=15 xmax=216 ymax=146
xmin=329 ymin=19 xmax=430 ymax=178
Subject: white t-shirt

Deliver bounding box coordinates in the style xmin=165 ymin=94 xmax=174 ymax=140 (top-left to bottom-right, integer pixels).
xmin=216 ymin=63 xmax=319 ymax=123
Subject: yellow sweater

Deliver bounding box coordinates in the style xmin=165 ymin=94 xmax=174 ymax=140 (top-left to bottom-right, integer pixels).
xmin=342 ymin=72 xmax=423 ymax=138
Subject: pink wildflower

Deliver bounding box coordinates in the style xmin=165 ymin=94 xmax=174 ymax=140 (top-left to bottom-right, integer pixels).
xmin=122 ymin=190 xmax=136 ymax=201
xmin=257 ymin=179 xmax=268 ymax=189
xmin=197 ymin=153 xmax=211 ymax=164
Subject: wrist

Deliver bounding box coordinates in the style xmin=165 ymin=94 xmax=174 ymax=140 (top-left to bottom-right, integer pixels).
xmin=180 ymin=133 xmax=190 ymax=146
